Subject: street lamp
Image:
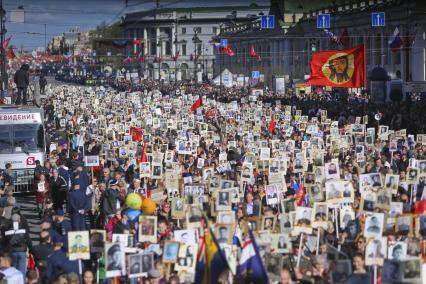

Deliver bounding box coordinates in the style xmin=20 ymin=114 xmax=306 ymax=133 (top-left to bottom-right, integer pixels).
xmin=192 ymin=29 xmax=201 ymax=83
xmin=0 ymin=2 xmax=6 ymax=101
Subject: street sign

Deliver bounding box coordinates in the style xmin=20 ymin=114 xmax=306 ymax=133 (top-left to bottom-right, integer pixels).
xmin=261 ymin=15 xmax=275 ymax=29
xmin=220 ymin=39 xmax=228 ymax=47
xmin=371 ymin=12 xmax=385 ymax=27
xmin=252 ymin=71 xmax=260 ymax=78
xmin=317 ymin=14 xmax=330 ymax=29
xmin=403 ymin=81 xmax=426 ymax=93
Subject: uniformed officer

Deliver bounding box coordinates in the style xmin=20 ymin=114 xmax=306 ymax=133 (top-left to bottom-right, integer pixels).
xmin=46 ymin=236 xmax=81 ymax=280
xmin=52 ymin=209 xmax=72 ymax=251
xmin=68 ymin=183 xmax=89 ymax=230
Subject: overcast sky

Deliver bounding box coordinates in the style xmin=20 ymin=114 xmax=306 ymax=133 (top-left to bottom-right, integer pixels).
xmin=4 ymin=0 xmax=269 ymax=51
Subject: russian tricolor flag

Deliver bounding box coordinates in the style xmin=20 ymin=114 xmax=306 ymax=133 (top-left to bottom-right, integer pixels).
xmin=389 ymin=27 xmax=403 ymax=52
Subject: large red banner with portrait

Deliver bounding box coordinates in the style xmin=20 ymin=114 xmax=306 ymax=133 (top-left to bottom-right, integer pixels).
xmin=306 ymin=44 xmax=366 ymax=88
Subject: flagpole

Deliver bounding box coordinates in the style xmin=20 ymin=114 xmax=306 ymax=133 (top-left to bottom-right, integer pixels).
xmin=296 ymin=232 xmax=303 ymax=268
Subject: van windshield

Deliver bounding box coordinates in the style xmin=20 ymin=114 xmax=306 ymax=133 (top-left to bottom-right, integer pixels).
xmin=0 ymin=124 xmax=44 ymax=154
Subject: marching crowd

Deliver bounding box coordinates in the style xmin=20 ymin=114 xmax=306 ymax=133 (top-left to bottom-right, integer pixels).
xmin=0 ymin=77 xmax=426 ymax=284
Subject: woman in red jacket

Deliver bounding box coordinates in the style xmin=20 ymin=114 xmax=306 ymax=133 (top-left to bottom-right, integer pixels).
xmin=35 ymin=173 xmax=50 ymax=219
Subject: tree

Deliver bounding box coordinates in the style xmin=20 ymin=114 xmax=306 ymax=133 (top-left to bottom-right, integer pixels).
xmin=89 ymin=21 xmax=124 ymax=70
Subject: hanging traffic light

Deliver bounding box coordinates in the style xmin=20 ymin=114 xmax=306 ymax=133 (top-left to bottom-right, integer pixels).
xmin=311 ymin=42 xmax=316 ymax=52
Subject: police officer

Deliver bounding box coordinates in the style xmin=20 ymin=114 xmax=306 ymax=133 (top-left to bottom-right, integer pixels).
xmin=52 ymin=209 xmax=72 ymax=250
xmin=68 ymin=184 xmax=89 ymax=230
xmin=46 ymin=237 xmax=80 ymax=280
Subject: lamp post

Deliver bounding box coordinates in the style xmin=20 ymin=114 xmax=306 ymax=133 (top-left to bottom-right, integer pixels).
xmin=0 ymin=0 xmax=6 ymax=101
xmin=192 ymin=28 xmax=201 ymax=83
xmin=174 ymin=15 xmax=186 ymax=84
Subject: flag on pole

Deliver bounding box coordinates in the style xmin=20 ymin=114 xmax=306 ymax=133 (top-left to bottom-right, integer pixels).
xmin=202 ymin=227 xmax=229 ymax=284
xmin=389 ymin=27 xmax=403 ymax=52
xmin=238 ymin=230 xmax=269 ymax=283
xmin=140 ymin=143 xmax=148 ymax=163
xmin=130 ymin=127 xmax=143 ymax=142
xmin=2 ymin=36 xmax=12 ymax=49
xmin=306 ymin=44 xmax=366 ymax=88
xmin=250 ymin=45 xmax=261 ymax=61
xmin=6 ymin=47 xmax=16 ymax=60
xmin=268 ymin=114 xmax=276 ymax=134
xmin=190 ymin=96 xmax=203 ymax=112
xmin=324 ymin=29 xmax=339 ymax=44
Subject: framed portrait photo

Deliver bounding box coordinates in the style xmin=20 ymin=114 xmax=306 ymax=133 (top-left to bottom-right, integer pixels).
xmin=68 ymin=231 xmax=90 ymax=260
xmin=216 ymin=190 xmax=232 ymax=211
xmin=261 ymin=215 xmax=277 ymax=231
xmin=272 ymin=233 xmax=291 ymax=253
xmin=138 ymin=215 xmax=157 ymax=243
xmin=365 ymin=237 xmax=387 ymax=266
xmin=217 ymin=211 xmax=235 ymax=225
xmin=163 ymin=241 xmax=180 ymax=264
xmin=364 ymin=213 xmax=384 ymax=239
xmin=90 ymin=229 xmax=106 ymax=254
xmin=215 ymin=224 xmax=233 ymax=245
xmin=106 ymin=243 xmax=125 ymax=277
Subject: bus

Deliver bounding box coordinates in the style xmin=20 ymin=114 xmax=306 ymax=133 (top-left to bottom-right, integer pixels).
xmin=0 ymin=106 xmax=46 ymax=192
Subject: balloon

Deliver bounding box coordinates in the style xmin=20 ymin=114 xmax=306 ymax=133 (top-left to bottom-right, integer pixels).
xmin=126 ymin=208 xmax=142 ymax=222
xmin=126 ymin=193 xmax=143 ymax=209
xmin=141 ymin=198 xmax=157 ymax=215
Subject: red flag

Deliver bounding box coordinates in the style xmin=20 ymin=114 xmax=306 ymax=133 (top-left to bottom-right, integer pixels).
xmin=2 ymin=36 xmax=11 ymax=49
xmin=339 ymin=28 xmax=350 ymax=48
xmin=190 ymin=96 xmax=203 ymax=112
xmin=250 ymin=45 xmax=257 ymax=58
xmin=295 ymin=183 xmax=305 ymax=207
xmin=414 ymin=199 xmax=426 ymax=214
xmin=140 ymin=143 xmax=148 ymax=163
xmin=250 ymin=45 xmax=261 ymax=61
xmin=131 ymin=39 xmax=142 ymax=45
xmin=6 ymin=47 xmax=15 ymax=60
xmin=306 ymin=44 xmax=366 ymax=87
xmin=269 ymin=115 xmax=276 ymax=134
xmin=220 ymin=46 xmax=235 ymax=56
xmin=27 ymin=253 xmax=35 ymax=269
xmin=130 ymin=127 xmax=143 ymax=142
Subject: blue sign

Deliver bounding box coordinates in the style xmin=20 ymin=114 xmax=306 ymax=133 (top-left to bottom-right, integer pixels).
xmin=220 ymin=39 xmax=228 ymax=47
xmin=261 ymin=15 xmax=275 ymax=29
xmin=371 ymin=12 xmax=385 ymax=27
xmin=252 ymin=70 xmax=260 ymax=78
xmin=317 ymin=14 xmax=330 ymax=29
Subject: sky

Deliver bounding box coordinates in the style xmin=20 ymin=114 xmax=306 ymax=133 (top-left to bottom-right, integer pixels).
xmin=4 ymin=0 xmax=269 ymax=52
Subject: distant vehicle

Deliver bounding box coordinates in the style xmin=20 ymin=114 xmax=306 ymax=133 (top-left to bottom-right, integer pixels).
xmin=0 ymin=105 xmax=45 ymax=192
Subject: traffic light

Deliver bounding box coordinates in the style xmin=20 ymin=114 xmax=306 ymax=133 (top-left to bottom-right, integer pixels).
xmin=311 ymin=42 xmax=316 ymax=52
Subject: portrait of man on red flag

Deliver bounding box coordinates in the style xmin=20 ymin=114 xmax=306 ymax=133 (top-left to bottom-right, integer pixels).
xmin=306 ymin=44 xmax=365 ymax=88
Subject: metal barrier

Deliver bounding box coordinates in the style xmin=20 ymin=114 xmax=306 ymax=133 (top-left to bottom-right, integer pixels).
xmin=11 ymin=169 xmax=35 ymax=193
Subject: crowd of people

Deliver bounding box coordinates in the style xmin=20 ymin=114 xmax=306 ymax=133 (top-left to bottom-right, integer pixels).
xmin=0 ymin=76 xmax=426 ymax=284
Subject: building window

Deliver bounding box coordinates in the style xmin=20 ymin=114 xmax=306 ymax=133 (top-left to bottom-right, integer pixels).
xmin=213 ymin=27 xmax=218 ymax=34
xmin=194 ymin=27 xmax=202 ymax=34
xmin=181 ymin=28 xmax=186 ymax=34
xmin=165 ymin=41 xmax=172 ymax=56
xmin=150 ymin=41 xmax=157 ymax=56
xmin=182 ymin=44 xmax=187 ymax=56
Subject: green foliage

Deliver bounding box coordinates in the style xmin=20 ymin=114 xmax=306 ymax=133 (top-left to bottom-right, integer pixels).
xmin=89 ymin=21 xmax=124 ymax=69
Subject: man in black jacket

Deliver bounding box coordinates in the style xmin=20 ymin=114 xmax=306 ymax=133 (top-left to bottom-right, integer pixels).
xmin=14 ymin=64 xmax=30 ymax=105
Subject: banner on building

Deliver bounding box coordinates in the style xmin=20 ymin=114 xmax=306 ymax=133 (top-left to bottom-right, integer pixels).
xmin=306 ymin=44 xmax=366 ymax=88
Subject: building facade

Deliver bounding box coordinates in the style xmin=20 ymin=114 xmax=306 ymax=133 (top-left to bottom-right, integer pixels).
xmin=121 ymin=4 xmax=269 ymax=81
xmin=219 ymin=0 xmax=426 ymax=87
